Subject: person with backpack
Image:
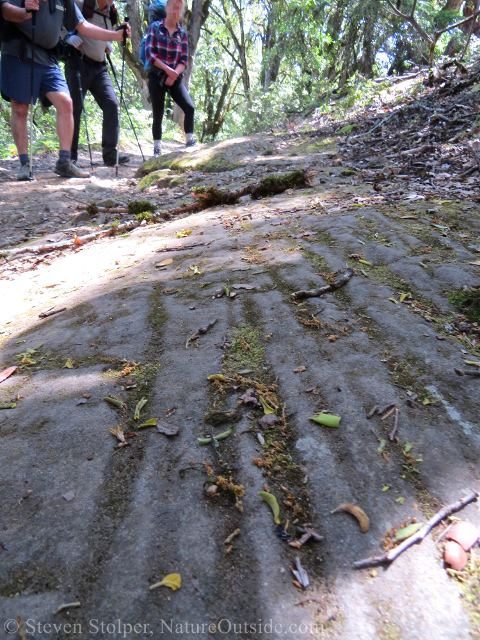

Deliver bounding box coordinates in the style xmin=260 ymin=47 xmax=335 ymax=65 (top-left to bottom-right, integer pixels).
xmin=145 ymin=0 xmax=195 ymax=157
xmin=0 ymin=0 xmax=130 ymax=180
xmin=64 ymin=0 xmax=130 ymax=167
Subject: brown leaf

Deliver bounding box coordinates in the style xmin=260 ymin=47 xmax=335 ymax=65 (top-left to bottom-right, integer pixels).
xmin=73 ymin=234 xmax=83 ymax=247
xmin=156 ymin=258 xmax=173 ymax=268
xmin=258 ymin=414 xmax=279 ymax=430
xmin=294 ymin=366 xmax=307 ymax=373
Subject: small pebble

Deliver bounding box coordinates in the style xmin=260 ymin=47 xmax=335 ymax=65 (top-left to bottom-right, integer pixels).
xmin=189 ymin=306 xmax=196 ymax=310
xmin=87 ymin=455 xmax=93 ymax=460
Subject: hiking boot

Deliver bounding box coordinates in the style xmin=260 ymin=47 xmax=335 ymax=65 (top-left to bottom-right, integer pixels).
xmin=103 ymin=150 xmax=130 ymax=166
xmin=153 ymin=147 xmax=162 ymax=158
xmin=17 ymin=163 xmax=31 ymax=181
xmin=185 ymin=137 xmax=197 ymax=148
xmin=54 ymin=159 xmax=90 ymax=178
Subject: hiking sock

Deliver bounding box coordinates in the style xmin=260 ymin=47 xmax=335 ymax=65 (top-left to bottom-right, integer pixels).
xmin=185 ymin=133 xmax=194 ymax=143
xmin=58 ymin=150 xmax=71 ymax=164
xmin=20 ymin=154 xmax=29 ymax=166
xmin=154 ymin=140 xmax=162 ymax=154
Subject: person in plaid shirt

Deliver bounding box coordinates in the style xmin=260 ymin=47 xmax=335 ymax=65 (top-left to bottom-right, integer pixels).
xmin=146 ymin=0 xmax=195 ymax=156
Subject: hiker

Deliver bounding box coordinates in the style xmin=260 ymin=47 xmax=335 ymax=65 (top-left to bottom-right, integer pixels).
xmin=145 ymin=0 xmax=195 ymax=157
xmin=0 ymin=0 xmax=131 ymax=180
xmin=64 ymin=0 xmax=130 ymax=167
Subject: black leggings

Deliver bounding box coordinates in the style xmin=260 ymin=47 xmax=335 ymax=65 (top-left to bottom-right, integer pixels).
xmin=148 ymin=74 xmax=194 ymax=139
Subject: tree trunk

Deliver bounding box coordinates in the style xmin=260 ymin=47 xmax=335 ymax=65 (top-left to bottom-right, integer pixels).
xmin=124 ymin=0 xmax=150 ymax=108
xmin=173 ymin=0 xmax=211 ymax=130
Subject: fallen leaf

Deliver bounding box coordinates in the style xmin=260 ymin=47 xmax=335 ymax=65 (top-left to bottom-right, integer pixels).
xmin=396 ymin=497 xmax=404 ymax=504
xmin=331 ymin=503 xmax=369 ymax=533
xmin=404 ymin=442 xmax=413 ymax=453
xmin=207 ymin=374 xmax=227 ymax=382
xmin=309 ymin=414 xmax=341 ymax=428
xmin=73 ymin=234 xmax=83 ymax=247
xmin=294 ymin=366 xmax=307 ymax=373
xmin=259 ymin=396 xmax=275 ymax=414
xmin=134 ymin=397 xmax=147 ymax=420
xmin=376 ymin=439 xmax=386 ymax=455
xmin=149 ymin=573 xmax=181 ymax=591
xmin=395 ymin=522 xmax=424 ymax=542
xmin=138 ymin=418 xmax=158 ymax=428
xmin=388 ymin=297 xmax=399 ymax=304
xmin=382 ymin=485 xmax=390 ymax=491
xmin=291 ymin=557 xmax=309 ymax=589
xmin=176 ymin=230 xmax=192 ymax=238
xmin=259 ymin=491 xmax=280 ymax=524
xmin=156 ymin=258 xmax=173 ymax=267
xmin=103 ymin=396 xmax=125 ymax=409
xmin=64 ymin=358 xmax=74 ymax=369
xmin=62 ymin=491 xmax=75 ymax=502
xmin=0 ymin=366 xmax=17 ymax=384
xmin=258 ymin=414 xmax=279 ymax=429
xmin=0 ymin=403 xmax=16 ymax=410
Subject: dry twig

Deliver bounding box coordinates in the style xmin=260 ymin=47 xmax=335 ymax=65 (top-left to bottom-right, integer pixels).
xmin=292 ymin=268 xmax=354 ymax=300
xmin=354 ymin=491 xmax=479 ymax=569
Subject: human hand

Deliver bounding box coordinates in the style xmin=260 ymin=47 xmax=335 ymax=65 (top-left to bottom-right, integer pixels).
xmin=25 ymin=0 xmax=39 ymax=13
xmin=113 ymin=23 xmax=131 ymax=40
xmin=165 ymin=76 xmax=174 ymax=86
xmin=165 ymin=67 xmax=178 ymax=81
xmin=105 ymin=41 xmax=112 ymax=54
xmin=66 ymin=33 xmax=83 ymax=49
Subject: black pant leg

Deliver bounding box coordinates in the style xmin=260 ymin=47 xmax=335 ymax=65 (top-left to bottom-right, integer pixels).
xmin=65 ymin=57 xmax=90 ymax=161
xmin=169 ymin=80 xmax=195 ymax=134
xmin=88 ymin=63 xmax=119 ymax=158
xmin=148 ymin=73 xmax=167 ymax=140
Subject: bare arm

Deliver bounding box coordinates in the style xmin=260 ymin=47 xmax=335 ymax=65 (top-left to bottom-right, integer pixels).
xmin=76 ymin=20 xmax=130 ymax=41
xmin=1 ymin=0 xmax=38 ymax=22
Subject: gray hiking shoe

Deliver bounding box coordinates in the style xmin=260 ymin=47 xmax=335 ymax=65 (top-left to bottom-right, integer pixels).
xmin=54 ymin=159 xmax=90 ymax=178
xmin=185 ymin=137 xmax=197 ymax=148
xmin=17 ymin=163 xmax=31 ymax=181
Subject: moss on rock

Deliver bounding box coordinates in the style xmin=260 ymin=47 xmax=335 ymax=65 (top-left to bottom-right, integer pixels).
xmin=137 ymin=169 xmax=172 ymax=190
xmin=135 ymin=137 xmax=274 ymax=178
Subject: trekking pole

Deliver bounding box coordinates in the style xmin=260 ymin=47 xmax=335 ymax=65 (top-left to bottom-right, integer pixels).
xmin=28 ymin=9 xmax=37 ymax=181
xmin=115 ymin=17 xmax=128 ymax=177
xmin=106 ymin=53 xmax=145 ymax=162
xmin=76 ymin=71 xmax=94 ymax=170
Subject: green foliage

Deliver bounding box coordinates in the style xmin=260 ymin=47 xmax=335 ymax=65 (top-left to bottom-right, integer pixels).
xmin=449 ymin=288 xmax=480 ymax=323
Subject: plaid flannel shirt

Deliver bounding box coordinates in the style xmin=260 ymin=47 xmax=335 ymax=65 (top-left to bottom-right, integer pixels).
xmin=145 ymin=20 xmax=188 ymax=70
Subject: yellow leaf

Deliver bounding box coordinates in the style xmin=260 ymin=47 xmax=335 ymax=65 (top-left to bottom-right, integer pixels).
xmin=176 ymin=230 xmax=192 ymax=238
xmin=396 ymin=497 xmax=404 ymax=504
xmin=65 ymin=358 xmax=74 ymax=369
xmin=259 ymin=491 xmax=280 ymax=524
xmin=259 ymin=396 xmax=275 ymax=414
xmin=149 ymin=573 xmax=181 ymax=591
xmin=156 ymin=259 xmax=173 ymax=267
xmin=207 ymin=374 xmax=227 ymax=381
xmin=138 ymin=419 xmax=158 ymax=428
xmin=388 ymin=297 xmax=399 ymax=304
xmin=382 ymin=485 xmax=390 ymax=491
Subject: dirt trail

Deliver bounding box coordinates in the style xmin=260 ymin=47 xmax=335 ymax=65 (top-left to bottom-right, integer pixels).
xmin=0 ymin=127 xmax=479 ymax=640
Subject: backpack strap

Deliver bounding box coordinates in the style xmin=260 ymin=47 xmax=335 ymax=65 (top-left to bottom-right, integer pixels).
xmin=82 ymin=0 xmax=96 ymax=20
